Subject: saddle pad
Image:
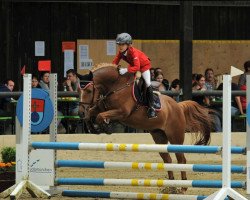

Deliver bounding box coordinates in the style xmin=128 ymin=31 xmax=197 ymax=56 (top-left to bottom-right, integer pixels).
xmin=132 ymin=81 xmax=161 ymax=111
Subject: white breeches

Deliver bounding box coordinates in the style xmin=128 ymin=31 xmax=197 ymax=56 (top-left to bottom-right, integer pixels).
xmin=142 ymin=70 xmax=151 ymax=87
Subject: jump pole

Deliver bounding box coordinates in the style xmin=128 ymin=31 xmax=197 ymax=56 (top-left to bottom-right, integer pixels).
xmin=0 ymin=74 xmax=58 ymax=199
xmin=205 ymin=74 xmax=247 ymax=199
xmin=0 ymin=74 xmax=52 ymax=199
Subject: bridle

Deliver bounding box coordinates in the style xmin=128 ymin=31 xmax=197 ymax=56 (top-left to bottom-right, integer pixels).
xmin=94 ymin=68 xmax=134 ymax=110
xmin=79 ymin=68 xmax=135 ymax=111
xmin=79 ymin=82 xmax=96 ymax=106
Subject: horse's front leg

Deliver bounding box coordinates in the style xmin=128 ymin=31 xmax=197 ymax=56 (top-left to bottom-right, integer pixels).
xmin=96 ymin=109 xmax=127 ymax=124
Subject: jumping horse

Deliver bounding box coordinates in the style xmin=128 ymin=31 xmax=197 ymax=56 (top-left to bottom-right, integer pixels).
xmin=79 ymin=63 xmax=213 ymax=193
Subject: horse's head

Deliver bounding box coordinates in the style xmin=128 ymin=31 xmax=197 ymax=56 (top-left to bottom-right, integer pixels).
xmin=79 ymin=82 xmax=98 ymax=119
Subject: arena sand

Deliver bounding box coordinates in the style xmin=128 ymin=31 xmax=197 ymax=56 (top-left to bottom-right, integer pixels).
xmin=0 ymin=132 xmax=247 ymax=199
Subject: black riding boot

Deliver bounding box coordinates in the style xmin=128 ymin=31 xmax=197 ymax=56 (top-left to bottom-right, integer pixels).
xmin=146 ymin=86 xmax=157 ymax=119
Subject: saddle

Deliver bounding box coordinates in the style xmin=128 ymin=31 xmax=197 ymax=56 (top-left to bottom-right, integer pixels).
xmin=132 ymin=78 xmax=161 ymax=110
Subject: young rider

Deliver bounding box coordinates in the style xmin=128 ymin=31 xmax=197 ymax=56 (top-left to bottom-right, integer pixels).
xmin=112 ymin=33 xmax=157 ymax=119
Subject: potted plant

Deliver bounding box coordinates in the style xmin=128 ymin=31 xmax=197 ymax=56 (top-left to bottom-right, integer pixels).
xmin=0 ymin=147 xmax=16 ymax=192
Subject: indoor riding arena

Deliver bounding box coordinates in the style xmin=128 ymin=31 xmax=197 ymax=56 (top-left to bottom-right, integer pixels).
xmin=0 ymin=1 xmax=250 ymax=200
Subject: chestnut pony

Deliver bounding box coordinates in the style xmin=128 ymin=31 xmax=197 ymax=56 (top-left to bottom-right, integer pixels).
xmin=79 ymin=63 xmax=213 ymax=192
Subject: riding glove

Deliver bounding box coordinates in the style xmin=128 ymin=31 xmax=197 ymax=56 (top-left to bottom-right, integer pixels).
xmin=119 ymin=68 xmax=128 ymax=75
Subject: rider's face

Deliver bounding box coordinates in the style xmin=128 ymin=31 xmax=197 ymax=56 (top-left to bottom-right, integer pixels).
xmin=118 ymin=44 xmax=128 ymax=53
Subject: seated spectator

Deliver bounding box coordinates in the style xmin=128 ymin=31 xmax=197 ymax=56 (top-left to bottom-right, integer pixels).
xmin=38 ymin=71 xmax=63 ymax=131
xmin=240 ymin=84 xmax=246 ymax=113
xmin=64 ymin=69 xmax=81 ymax=92
xmin=192 ymin=73 xmax=198 ymax=84
xmin=205 ymin=68 xmax=216 ymax=90
xmin=192 ymin=75 xmax=222 ymax=132
xmin=0 ymin=79 xmax=14 ymax=116
xmin=192 ymin=74 xmax=209 ymax=106
xmin=154 ymin=67 xmax=162 ymax=74
xmin=154 ymin=71 xmax=169 ymax=91
xmin=32 ymin=75 xmax=41 ymax=88
xmin=0 ymin=79 xmax=15 ymax=134
xmin=39 ymin=71 xmax=50 ymax=90
xmin=150 ymin=68 xmax=155 ymax=81
xmin=170 ymin=79 xmax=181 ymax=102
xmin=61 ymin=69 xmax=81 ymax=133
xmin=205 ymin=68 xmax=217 ymax=102
xmin=214 ymin=74 xmax=223 ymax=89
xmin=217 ymin=82 xmax=244 ymax=116
xmin=238 ymin=60 xmax=250 ymax=87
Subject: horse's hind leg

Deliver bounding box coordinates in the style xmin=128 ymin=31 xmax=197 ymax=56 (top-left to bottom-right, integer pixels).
xmin=174 ymin=152 xmax=187 ymax=193
xmin=167 ymin=129 xmax=187 ymax=193
xmin=150 ymin=130 xmax=174 ymax=180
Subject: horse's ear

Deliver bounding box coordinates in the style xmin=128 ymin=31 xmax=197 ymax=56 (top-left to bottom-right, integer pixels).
xmin=88 ymin=71 xmax=93 ymax=80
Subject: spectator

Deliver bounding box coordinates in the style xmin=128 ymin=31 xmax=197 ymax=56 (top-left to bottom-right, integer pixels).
xmin=192 ymin=74 xmax=209 ymax=106
xmin=39 ymin=71 xmax=50 ymax=90
xmin=64 ymin=69 xmax=81 ymax=92
xmin=205 ymin=68 xmax=217 ymax=102
xmin=154 ymin=67 xmax=162 ymax=74
xmin=240 ymin=84 xmax=246 ymax=113
xmin=0 ymin=79 xmax=14 ymax=116
xmin=150 ymin=68 xmax=155 ymax=81
xmin=192 ymin=75 xmax=222 ymax=132
xmin=214 ymin=74 xmax=223 ymax=89
xmin=38 ymin=71 xmax=63 ymax=131
xmin=192 ymin=73 xmax=198 ymax=84
xmin=61 ymin=69 xmax=80 ymax=133
xmin=170 ymin=79 xmax=181 ymax=102
xmin=32 ymin=75 xmax=41 ymax=88
xmin=217 ymin=82 xmax=244 ymax=116
xmin=238 ymin=60 xmax=250 ymax=87
xmin=205 ymin=68 xmax=216 ymax=90
xmin=0 ymin=79 xmax=14 ymax=134
xmin=154 ymin=71 xmax=169 ymax=90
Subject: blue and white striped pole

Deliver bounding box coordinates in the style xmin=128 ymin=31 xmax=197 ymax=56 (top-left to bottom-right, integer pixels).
xmin=55 ymin=160 xmax=245 ymax=173
xmin=62 ymin=190 xmax=229 ymax=200
xmin=31 ymin=142 xmax=246 ymax=154
xmin=55 ymin=178 xmax=245 ymax=188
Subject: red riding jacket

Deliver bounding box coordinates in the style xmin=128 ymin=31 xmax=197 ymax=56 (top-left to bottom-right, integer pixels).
xmin=112 ymin=46 xmax=151 ymax=73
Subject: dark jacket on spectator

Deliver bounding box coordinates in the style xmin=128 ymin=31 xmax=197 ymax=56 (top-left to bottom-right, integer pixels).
xmin=217 ymin=83 xmax=239 ymax=108
xmin=162 ymin=79 xmax=170 ymax=90
xmin=0 ymin=84 xmax=11 ymax=111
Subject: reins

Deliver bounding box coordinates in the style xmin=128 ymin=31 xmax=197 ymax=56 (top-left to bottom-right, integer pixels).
xmin=94 ymin=69 xmax=134 ymax=110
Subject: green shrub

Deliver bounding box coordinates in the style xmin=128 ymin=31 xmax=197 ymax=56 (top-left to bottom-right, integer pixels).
xmin=1 ymin=147 xmax=16 ymax=163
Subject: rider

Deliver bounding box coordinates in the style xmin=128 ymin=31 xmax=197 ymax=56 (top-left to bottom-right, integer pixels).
xmin=112 ymin=33 xmax=157 ymax=119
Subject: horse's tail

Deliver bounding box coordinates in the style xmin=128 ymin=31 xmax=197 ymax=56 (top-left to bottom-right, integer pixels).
xmin=178 ymin=100 xmax=212 ymax=145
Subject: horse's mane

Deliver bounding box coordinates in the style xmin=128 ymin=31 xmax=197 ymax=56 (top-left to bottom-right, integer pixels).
xmin=91 ymin=63 xmax=117 ymax=72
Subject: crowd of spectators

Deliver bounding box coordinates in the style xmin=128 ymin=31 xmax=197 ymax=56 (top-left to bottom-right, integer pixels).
xmin=0 ymin=61 xmax=249 ymax=134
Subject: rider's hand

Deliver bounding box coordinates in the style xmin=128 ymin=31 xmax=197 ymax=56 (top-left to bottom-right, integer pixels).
xmin=119 ymin=68 xmax=128 ymax=75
